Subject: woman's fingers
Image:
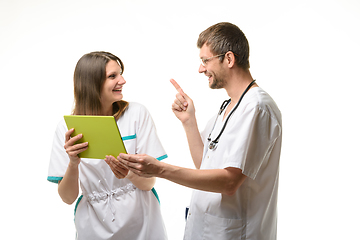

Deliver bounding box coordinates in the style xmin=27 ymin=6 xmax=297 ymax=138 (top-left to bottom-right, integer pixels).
xmin=64 ymin=129 xmax=88 ymax=161
xmin=65 ymin=128 xmax=76 ymax=142
xmin=65 ymin=132 xmax=83 ymax=147
xmin=65 ymin=146 xmax=87 ymax=159
xmin=105 ymin=155 xmax=129 ymax=179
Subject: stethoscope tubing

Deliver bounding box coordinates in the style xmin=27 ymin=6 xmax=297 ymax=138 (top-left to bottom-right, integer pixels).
xmin=208 ymin=79 xmax=256 ymax=150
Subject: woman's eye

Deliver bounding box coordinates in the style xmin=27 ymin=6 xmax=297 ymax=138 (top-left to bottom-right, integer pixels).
xmin=108 ymin=74 xmax=116 ymax=79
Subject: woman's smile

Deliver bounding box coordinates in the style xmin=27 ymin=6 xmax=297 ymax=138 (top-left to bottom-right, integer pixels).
xmin=100 ymin=60 xmax=126 ymax=111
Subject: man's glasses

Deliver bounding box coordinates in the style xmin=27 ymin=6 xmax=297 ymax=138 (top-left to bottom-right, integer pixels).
xmin=200 ymin=53 xmax=226 ymax=67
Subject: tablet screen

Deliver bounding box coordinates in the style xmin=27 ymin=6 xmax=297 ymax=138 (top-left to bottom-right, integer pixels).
xmin=64 ymin=115 xmax=127 ymax=159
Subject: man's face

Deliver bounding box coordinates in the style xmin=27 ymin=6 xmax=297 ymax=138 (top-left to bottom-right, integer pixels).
xmin=199 ymin=44 xmax=227 ymax=89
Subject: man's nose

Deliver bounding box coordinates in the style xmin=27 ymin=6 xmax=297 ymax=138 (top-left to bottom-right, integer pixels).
xmin=198 ymin=64 xmax=206 ymax=73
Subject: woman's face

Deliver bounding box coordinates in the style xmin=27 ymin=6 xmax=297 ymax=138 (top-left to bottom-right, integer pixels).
xmin=100 ymin=60 xmax=126 ymax=108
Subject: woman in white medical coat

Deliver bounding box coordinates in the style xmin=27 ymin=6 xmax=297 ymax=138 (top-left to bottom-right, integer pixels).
xmin=47 ymin=51 xmax=168 ymax=240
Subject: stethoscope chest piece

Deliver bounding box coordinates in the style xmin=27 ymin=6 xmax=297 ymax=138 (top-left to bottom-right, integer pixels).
xmin=208 ymin=141 xmax=218 ymax=150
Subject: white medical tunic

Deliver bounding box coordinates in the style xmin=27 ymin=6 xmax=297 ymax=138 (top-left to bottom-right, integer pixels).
xmin=48 ymin=102 xmax=168 ymax=240
xmin=184 ymin=87 xmax=282 ymax=240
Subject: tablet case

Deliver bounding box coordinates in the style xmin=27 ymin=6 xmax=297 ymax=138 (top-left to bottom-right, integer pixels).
xmin=64 ymin=115 xmax=127 ymax=159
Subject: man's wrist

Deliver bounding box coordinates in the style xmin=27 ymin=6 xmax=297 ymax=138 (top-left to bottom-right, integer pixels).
xmin=155 ymin=161 xmax=168 ymax=178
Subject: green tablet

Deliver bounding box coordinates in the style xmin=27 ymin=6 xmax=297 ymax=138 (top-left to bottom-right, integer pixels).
xmin=64 ymin=115 xmax=127 ymax=159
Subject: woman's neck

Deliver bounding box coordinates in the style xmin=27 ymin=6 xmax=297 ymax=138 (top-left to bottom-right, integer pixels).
xmin=101 ymin=104 xmax=113 ymax=116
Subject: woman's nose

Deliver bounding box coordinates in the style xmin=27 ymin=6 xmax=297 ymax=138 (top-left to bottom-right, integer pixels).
xmin=118 ymin=75 xmax=126 ymax=84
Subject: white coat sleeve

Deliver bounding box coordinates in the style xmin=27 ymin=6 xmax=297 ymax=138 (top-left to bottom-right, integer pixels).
xmin=135 ymin=105 xmax=167 ymax=161
xmin=222 ymin=104 xmax=281 ymax=180
xmin=47 ymin=119 xmax=70 ymax=183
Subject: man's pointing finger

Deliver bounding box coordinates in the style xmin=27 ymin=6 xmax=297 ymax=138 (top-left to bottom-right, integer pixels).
xmin=170 ymin=79 xmax=185 ymax=96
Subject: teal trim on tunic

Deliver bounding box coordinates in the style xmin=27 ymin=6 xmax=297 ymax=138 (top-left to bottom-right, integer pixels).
xmin=74 ymin=195 xmax=83 ymax=216
xmin=47 ymin=176 xmax=63 ymax=184
xmin=151 ymin=188 xmax=160 ymax=204
xmin=122 ymin=134 xmax=137 ymax=141
xmin=157 ymin=154 xmax=168 ymax=161
xmin=151 ymin=154 xmax=168 ymax=204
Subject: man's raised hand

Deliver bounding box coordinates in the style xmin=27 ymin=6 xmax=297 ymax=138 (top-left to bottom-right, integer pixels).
xmin=170 ymin=79 xmax=195 ymax=124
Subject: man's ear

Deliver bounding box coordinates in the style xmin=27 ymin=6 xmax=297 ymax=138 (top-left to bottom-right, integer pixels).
xmin=225 ymin=51 xmax=236 ymax=68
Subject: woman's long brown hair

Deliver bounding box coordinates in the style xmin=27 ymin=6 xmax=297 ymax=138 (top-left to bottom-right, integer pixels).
xmin=72 ymin=51 xmax=129 ymax=119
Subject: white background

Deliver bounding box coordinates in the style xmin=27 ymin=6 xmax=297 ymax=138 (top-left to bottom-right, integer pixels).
xmin=1 ymin=0 xmax=359 ymax=239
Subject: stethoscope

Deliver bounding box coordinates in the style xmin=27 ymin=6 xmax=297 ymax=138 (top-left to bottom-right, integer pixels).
xmin=207 ymin=79 xmax=256 ymax=150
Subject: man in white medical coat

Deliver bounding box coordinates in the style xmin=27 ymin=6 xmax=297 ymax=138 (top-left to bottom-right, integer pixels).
xmin=113 ymin=22 xmax=282 ymax=240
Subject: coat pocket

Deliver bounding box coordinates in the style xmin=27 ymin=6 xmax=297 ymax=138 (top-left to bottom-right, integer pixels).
xmin=203 ymin=213 xmax=244 ymax=240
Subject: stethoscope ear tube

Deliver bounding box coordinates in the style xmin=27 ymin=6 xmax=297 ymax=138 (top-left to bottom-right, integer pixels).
xmin=208 ymin=80 xmax=256 ymax=150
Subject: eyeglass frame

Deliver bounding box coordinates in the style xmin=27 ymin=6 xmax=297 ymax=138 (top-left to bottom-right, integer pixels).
xmin=199 ymin=51 xmax=239 ymax=67
xmin=200 ymin=53 xmax=225 ymax=66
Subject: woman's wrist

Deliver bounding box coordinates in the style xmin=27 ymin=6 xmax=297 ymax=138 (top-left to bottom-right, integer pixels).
xmin=68 ymin=160 xmax=80 ymax=168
